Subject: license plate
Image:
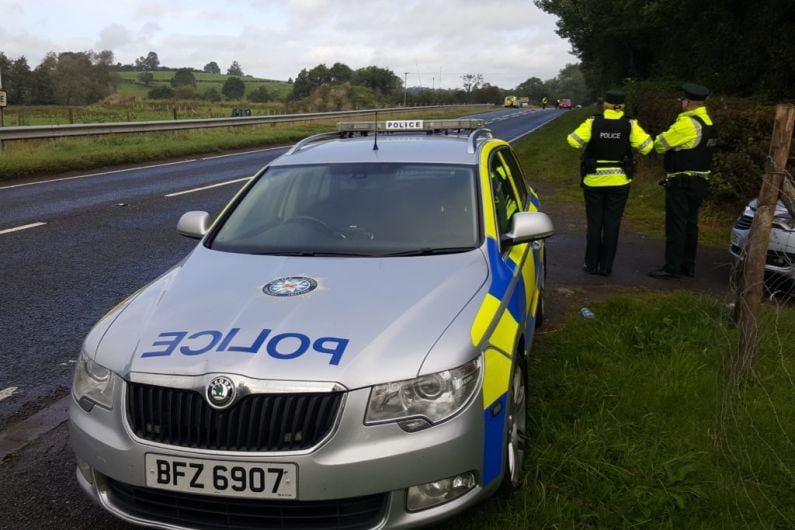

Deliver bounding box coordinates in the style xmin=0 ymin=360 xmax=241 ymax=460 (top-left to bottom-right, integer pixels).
xmin=145 ymin=453 xmax=297 ymax=499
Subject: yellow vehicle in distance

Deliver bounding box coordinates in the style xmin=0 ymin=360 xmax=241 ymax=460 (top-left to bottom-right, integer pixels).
xmin=503 ymin=95 xmax=518 ymax=108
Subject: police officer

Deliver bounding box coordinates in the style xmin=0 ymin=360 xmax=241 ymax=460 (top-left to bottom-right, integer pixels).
xmin=542 ymin=96 xmax=548 ymax=109
xmin=568 ymin=89 xmax=653 ymax=276
xmin=648 ymin=83 xmax=717 ymax=280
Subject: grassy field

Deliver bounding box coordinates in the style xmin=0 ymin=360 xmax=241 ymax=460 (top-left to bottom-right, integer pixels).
xmin=114 ymin=70 xmax=293 ymax=100
xmin=437 ymin=293 xmax=795 ymax=529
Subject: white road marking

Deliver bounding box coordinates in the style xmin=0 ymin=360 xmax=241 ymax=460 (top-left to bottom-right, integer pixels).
xmin=165 ymin=177 xmax=251 ymax=197
xmin=0 ymin=387 xmax=18 ymax=402
xmin=0 ymin=222 xmax=46 ymax=235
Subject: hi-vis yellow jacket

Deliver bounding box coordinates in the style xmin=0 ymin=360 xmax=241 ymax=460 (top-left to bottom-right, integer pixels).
xmin=653 ymin=106 xmax=714 ymax=177
xmin=567 ymin=109 xmax=653 ymax=187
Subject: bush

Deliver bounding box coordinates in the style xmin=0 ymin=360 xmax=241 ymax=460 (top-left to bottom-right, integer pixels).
xmin=148 ymin=86 xmax=175 ymax=99
xmin=247 ymin=86 xmax=270 ymax=103
xmin=174 ymin=86 xmax=195 ymax=100
xmin=202 ymin=88 xmax=222 ymax=102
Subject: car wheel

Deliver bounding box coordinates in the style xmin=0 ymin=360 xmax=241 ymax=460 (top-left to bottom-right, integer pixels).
xmin=500 ymin=352 xmax=528 ymax=494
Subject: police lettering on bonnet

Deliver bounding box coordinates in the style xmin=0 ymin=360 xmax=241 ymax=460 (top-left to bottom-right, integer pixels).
xmin=567 ymin=89 xmax=653 ymax=277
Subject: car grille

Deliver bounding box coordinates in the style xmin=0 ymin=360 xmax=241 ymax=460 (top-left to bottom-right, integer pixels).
xmin=126 ymin=382 xmax=343 ymax=452
xmin=102 ymin=476 xmax=387 ymax=530
xmin=734 ymin=215 xmax=753 ymax=230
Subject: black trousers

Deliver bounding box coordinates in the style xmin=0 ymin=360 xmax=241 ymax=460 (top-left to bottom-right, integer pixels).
xmin=663 ymin=176 xmax=709 ymax=274
xmin=583 ymin=184 xmax=630 ymax=274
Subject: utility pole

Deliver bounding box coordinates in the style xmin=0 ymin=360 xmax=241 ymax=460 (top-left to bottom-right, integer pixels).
xmin=0 ymin=67 xmax=5 ymax=129
xmin=0 ymin=68 xmax=6 ymax=152
xmin=403 ymin=72 xmax=409 ymax=106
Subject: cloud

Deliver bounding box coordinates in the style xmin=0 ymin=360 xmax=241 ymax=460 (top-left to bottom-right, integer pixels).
xmin=4 ymin=0 xmax=576 ymax=90
xmin=96 ymin=24 xmax=132 ymax=51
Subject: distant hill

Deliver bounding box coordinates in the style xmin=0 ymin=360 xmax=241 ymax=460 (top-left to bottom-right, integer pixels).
xmin=115 ymin=71 xmax=293 ymax=100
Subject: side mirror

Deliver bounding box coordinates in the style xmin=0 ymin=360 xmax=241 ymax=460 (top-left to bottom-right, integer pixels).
xmin=177 ymin=211 xmax=211 ymax=239
xmin=502 ymin=211 xmax=554 ymax=246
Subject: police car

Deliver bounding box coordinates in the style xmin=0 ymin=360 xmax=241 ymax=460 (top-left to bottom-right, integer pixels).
xmin=69 ymin=119 xmax=554 ymax=529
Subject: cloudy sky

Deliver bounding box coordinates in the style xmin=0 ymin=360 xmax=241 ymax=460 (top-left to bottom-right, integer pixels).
xmin=1 ymin=0 xmax=577 ymax=90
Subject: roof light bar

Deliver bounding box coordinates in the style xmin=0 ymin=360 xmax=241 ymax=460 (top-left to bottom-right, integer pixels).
xmin=337 ymin=119 xmax=486 ymax=133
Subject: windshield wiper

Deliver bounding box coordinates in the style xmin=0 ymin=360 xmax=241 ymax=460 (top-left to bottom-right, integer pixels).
xmin=254 ymin=250 xmax=378 ymax=257
xmin=380 ymin=246 xmax=475 ymax=257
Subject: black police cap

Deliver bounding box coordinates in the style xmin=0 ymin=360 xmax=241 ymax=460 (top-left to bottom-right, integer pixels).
xmin=605 ymin=90 xmax=625 ymax=104
xmin=682 ymin=83 xmax=710 ymax=101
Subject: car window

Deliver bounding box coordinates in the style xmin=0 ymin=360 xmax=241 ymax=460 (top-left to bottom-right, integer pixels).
xmin=497 ymin=150 xmax=528 ymax=208
xmin=489 ymin=152 xmax=521 ymax=236
xmin=210 ymin=163 xmax=480 ymax=256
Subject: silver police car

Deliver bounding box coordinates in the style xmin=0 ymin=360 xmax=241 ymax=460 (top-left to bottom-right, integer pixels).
xmin=70 ymin=119 xmax=554 ymax=529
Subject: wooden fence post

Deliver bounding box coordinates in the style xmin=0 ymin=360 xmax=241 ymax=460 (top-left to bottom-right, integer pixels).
xmin=734 ymin=104 xmax=795 ymax=376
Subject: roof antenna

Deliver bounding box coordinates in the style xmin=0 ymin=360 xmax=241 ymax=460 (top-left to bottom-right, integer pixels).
xmin=373 ymin=111 xmax=379 ymax=151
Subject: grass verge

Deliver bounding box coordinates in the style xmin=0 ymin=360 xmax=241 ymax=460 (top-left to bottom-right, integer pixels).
xmin=439 ymin=293 xmax=795 ymax=529
xmin=0 ymin=108 xmax=471 ymax=182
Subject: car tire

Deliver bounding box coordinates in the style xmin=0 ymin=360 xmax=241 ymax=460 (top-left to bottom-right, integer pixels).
xmin=499 ymin=350 xmax=528 ymax=495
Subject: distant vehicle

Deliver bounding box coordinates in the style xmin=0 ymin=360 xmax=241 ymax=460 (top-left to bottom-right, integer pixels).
xmin=503 ymin=95 xmax=518 ymax=108
xmin=517 ymin=97 xmax=530 ymax=108
xmin=559 ymin=99 xmax=572 ymax=109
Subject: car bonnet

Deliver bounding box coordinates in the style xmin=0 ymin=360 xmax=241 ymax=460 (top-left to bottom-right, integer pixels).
xmin=93 ymin=244 xmax=489 ymax=389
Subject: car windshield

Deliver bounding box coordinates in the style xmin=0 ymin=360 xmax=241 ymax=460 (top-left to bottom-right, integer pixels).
xmin=210 ymin=163 xmax=480 ymax=256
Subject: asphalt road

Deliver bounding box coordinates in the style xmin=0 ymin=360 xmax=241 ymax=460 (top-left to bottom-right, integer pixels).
xmin=0 ymin=107 xmax=737 ymax=529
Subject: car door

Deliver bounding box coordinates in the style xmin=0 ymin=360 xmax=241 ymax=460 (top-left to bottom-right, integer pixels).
xmin=470 ymin=142 xmax=539 ymax=486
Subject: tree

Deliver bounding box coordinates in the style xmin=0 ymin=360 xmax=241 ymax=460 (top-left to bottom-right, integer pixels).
xmin=138 ymin=72 xmax=154 ymax=86
xmin=50 ymin=51 xmax=116 ymax=105
xmin=291 ymin=64 xmax=332 ymax=99
xmin=31 ymin=52 xmax=57 ymax=104
xmin=461 ymin=73 xmax=484 ymax=94
xmin=248 ymin=85 xmax=270 ymax=102
xmin=222 ymin=76 xmax=245 ymax=99
xmin=171 ymin=68 xmax=196 ymax=88
xmin=227 ymin=61 xmax=243 ymax=76
xmin=471 ymin=83 xmax=502 ymax=105
xmin=515 ymin=77 xmax=545 ymax=100
xmin=329 ymin=62 xmax=353 ymax=83
xmin=549 ymin=63 xmax=588 ymax=104
xmin=7 ymin=56 xmax=33 ymax=104
xmin=534 ymin=0 xmax=795 ymax=99
xmin=203 ymin=61 xmax=221 ymax=74
xmin=352 ymin=66 xmax=401 ymax=96
xmin=135 ymin=51 xmax=160 ymax=71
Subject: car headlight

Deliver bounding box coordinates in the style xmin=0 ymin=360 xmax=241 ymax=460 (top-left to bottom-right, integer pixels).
xmin=365 ymin=357 xmax=481 ymax=431
xmin=773 ymin=215 xmax=795 ymax=231
xmin=73 ymin=353 xmax=116 ymax=411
